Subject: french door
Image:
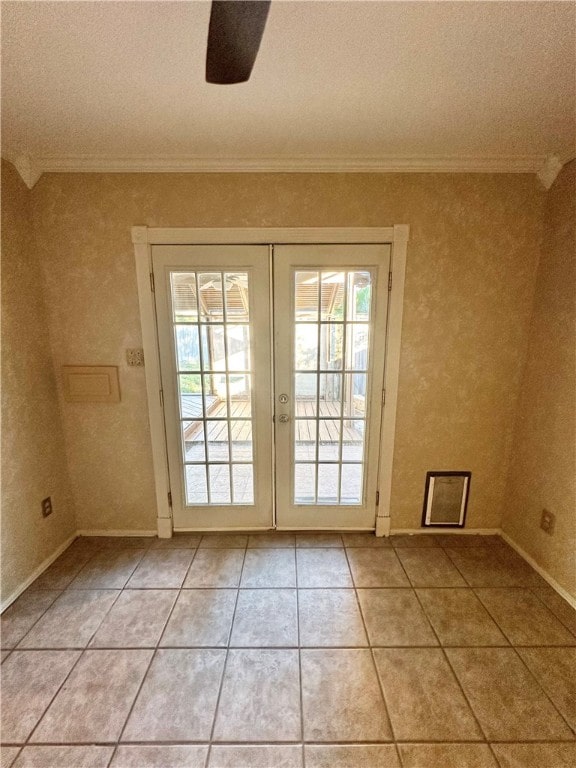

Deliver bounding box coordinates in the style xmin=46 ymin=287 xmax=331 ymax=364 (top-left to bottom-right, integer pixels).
xmin=153 ymin=243 xmax=390 ymax=531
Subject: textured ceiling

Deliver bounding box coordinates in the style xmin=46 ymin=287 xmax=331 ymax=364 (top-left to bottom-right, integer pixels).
xmin=1 ymin=0 xmax=575 ymax=175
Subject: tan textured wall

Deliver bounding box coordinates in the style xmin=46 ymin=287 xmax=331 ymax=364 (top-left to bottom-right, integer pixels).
xmin=503 ymin=161 xmax=576 ymax=597
xmin=29 ymin=172 xmax=545 ymax=532
xmin=1 ymin=160 xmax=76 ymax=603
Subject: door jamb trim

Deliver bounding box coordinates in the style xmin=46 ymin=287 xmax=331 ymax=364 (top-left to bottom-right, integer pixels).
xmin=132 ymin=225 xmax=409 ymax=538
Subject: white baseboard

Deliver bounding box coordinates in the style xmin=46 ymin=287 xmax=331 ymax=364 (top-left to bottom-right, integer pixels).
xmin=390 ymin=527 xmax=501 ymax=536
xmin=500 ymin=531 xmax=576 ymax=610
xmin=76 ymin=529 xmax=157 ymax=537
xmin=1 ymin=533 xmax=77 ymax=613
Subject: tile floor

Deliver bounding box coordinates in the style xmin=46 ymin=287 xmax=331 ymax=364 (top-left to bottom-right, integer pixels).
xmin=1 ymin=532 xmax=575 ymax=768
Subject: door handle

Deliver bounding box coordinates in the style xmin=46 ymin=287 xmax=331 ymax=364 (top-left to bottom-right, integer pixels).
xmin=278 ymin=414 xmax=290 ymax=423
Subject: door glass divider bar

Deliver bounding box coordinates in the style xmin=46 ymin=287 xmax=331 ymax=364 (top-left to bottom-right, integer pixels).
xmin=313 ymin=273 xmax=321 ymax=505
xmin=184 ymin=460 xmax=254 ymax=465
xmin=221 ymin=273 xmax=235 ymax=504
xmin=193 ymin=271 xmax=211 ymax=504
xmin=336 ymin=272 xmax=349 ymax=503
xmin=177 ymin=369 xmax=251 ymax=375
xmin=180 ymin=417 xmax=253 ymax=422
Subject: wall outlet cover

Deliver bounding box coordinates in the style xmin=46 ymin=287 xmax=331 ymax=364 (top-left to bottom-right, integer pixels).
xmin=41 ymin=497 xmax=53 ymax=518
xmin=126 ymin=348 xmax=145 ymax=367
xmin=540 ymin=508 xmax=555 ymax=535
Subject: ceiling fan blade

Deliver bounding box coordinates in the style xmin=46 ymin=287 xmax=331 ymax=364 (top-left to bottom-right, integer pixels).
xmin=206 ymin=0 xmax=271 ymax=84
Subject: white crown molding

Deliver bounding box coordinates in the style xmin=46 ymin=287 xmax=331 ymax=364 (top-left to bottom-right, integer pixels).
xmin=2 ymin=150 xmax=42 ymax=189
xmin=30 ymin=153 xmax=546 ymax=177
xmin=536 ymin=155 xmax=565 ymax=190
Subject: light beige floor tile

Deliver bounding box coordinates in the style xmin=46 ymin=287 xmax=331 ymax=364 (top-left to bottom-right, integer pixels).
xmin=69 ymin=549 xmax=146 ymax=589
xmin=111 ymin=745 xmax=208 ymax=767
xmin=230 ymin=589 xmax=298 ymax=647
xmin=341 ymin=533 xmax=391 ymax=548
xmin=31 ymin=649 xmax=152 ymax=743
xmin=346 ymin=549 xmax=409 ymax=588
xmin=160 ymin=589 xmax=237 ymax=647
xmin=126 ymin=550 xmax=194 ymax=588
xmin=517 ymin=647 xmax=576 ymax=729
xmin=297 ymin=549 xmax=352 ymax=588
xmin=209 ymin=745 xmax=302 ymax=768
xmin=493 ymin=549 xmax=547 ymax=587
xmin=12 ymin=746 xmax=113 ymax=767
xmin=247 ymin=533 xmax=296 ymax=548
xmin=123 ymin=649 xmax=225 ymax=741
xmin=490 ymin=743 xmax=576 ymax=768
xmin=357 ymin=589 xmax=437 ymax=646
xmin=213 ymin=649 xmax=301 ymax=741
xmin=444 ymin=548 xmax=541 ymax=588
xmin=305 ymin=745 xmax=400 ymax=767
xmin=200 ymin=534 xmax=248 ymax=548
xmin=0 ymin=650 xmax=80 ymax=743
xmin=446 ymin=647 xmax=573 ymax=740
xmin=18 ymin=590 xmax=119 ymax=649
xmin=433 ymin=534 xmax=503 ymax=548
xmin=183 ymin=549 xmax=245 ymax=588
xmin=301 ymin=649 xmax=392 ymax=742
xmin=299 ymin=590 xmax=367 ymax=647
xmin=396 ymin=548 xmax=466 ymax=587
xmin=531 ymin=586 xmax=576 ymax=636
xmin=390 ymin=535 xmax=438 ymax=548
xmin=398 ymin=743 xmax=498 ymax=768
xmin=84 ymin=537 xmax=154 ymax=549
xmin=416 ymin=588 xmax=507 ymax=646
xmin=1 ymin=591 xmax=61 ymax=649
xmin=89 ymin=590 xmax=177 ymax=648
xmin=1 ymin=747 xmax=20 ymax=768
xmin=241 ymin=550 xmax=296 ymax=588
xmin=296 ymin=533 xmax=343 ymax=547
xmin=151 ymin=534 xmax=202 ymax=549
xmin=373 ymin=648 xmax=482 ymax=741
xmin=31 ymin=549 xmax=94 ymax=591
xmin=475 ymin=588 xmax=576 ymax=645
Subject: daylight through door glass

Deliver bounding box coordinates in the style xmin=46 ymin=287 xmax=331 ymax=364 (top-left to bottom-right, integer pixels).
xmin=293 ymin=269 xmax=371 ymax=504
xmin=170 ymin=271 xmax=254 ymax=505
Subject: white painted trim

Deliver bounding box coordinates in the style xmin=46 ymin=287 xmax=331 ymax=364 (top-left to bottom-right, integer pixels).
xmin=501 ymin=532 xmax=576 ymax=609
xmin=76 ymin=529 xmax=157 ymax=538
xmin=136 ymin=225 xmax=407 ymax=536
xmin=376 ymin=224 xmax=409 ymax=531
xmin=376 ymin=516 xmax=391 ymax=537
xmin=141 ymin=227 xmax=396 ymax=245
xmin=133 ymin=230 xmax=173 ymax=539
xmin=391 ymin=527 xmax=501 ymax=536
xmin=2 ymin=150 xmax=42 ymax=189
xmin=537 ymin=155 xmax=564 ymax=190
xmin=31 ymin=154 xmax=545 ymax=175
xmin=0 ymin=534 xmax=77 ymax=613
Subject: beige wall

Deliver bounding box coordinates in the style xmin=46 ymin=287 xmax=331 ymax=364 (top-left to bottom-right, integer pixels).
xmin=29 ymin=171 xmax=545 ymax=534
xmin=1 ymin=160 xmax=76 ymax=603
xmin=503 ymin=161 xmax=576 ymax=597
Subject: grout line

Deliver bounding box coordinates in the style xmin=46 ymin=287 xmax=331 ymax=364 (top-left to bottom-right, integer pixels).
xmin=295 ymin=543 xmax=306 ymax=768
xmin=341 ymin=545 xmax=397 ymax=747
xmin=205 ymin=543 xmax=247 ymax=765
xmin=529 ymin=585 xmax=576 ymax=639
xmin=510 ymin=645 xmax=576 ymax=736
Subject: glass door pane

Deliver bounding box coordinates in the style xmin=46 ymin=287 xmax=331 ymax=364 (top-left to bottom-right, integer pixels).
xmin=172 ymin=271 xmax=254 ymax=505
xmin=293 ymin=270 xmax=371 ymax=505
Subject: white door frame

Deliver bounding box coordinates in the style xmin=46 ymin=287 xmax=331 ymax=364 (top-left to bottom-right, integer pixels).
xmin=132 ymin=225 xmax=409 ymax=538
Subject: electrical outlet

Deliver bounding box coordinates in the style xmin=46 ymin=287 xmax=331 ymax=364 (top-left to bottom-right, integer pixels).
xmin=41 ymin=497 xmax=53 ymax=518
xmin=540 ymin=508 xmax=555 ymax=535
xmin=126 ymin=348 xmax=145 ymax=367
